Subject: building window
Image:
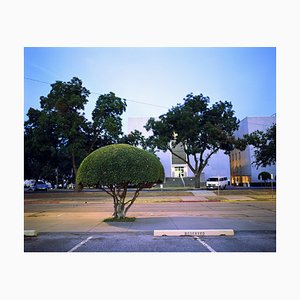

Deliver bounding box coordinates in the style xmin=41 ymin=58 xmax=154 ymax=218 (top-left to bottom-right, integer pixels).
xmin=172 ymin=166 xmax=186 ymax=177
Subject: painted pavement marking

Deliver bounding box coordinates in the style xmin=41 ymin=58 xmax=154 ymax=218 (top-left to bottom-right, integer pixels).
xmin=194 ymin=237 xmax=217 ymax=252
xmin=68 ymin=236 xmax=93 ymax=252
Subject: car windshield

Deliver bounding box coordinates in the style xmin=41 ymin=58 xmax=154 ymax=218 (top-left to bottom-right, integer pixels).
xmin=207 ymin=178 xmax=219 ymax=181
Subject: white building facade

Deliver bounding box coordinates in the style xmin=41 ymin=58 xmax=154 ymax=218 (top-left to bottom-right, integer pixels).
xmin=229 ymin=116 xmax=276 ymax=186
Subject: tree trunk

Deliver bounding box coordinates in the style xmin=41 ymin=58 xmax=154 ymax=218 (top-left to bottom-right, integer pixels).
xmin=104 ymin=185 xmax=142 ymax=219
xmin=112 ymin=196 xmax=126 ymax=219
xmin=75 ymin=183 xmax=83 ymax=192
xmin=195 ymin=172 xmax=201 ymax=189
xmin=71 ymin=151 xmax=77 ymax=177
xmin=114 ymin=202 xmax=125 ymax=219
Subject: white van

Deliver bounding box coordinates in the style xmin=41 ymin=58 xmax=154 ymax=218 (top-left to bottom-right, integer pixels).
xmin=206 ymin=176 xmax=228 ymax=190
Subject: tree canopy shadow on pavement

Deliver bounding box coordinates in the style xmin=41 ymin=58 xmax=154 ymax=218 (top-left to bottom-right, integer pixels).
xmin=99 ymin=216 xmax=273 ymax=231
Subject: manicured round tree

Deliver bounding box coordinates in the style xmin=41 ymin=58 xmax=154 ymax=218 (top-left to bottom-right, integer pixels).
xmin=76 ymin=144 xmax=165 ymax=219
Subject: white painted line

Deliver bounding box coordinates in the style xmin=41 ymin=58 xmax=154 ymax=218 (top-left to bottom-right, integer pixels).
xmin=195 ymin=237 xmax=217 ymax=252
xmin=24 ymin=230 xmax=38 ymax=237
xmin=154 ymin=229 xmax=234 ymax=237
xmin=56 ymin=213 xmax=64 ymax=217
xmin=68 ymin=236 xmax=93 ymax=252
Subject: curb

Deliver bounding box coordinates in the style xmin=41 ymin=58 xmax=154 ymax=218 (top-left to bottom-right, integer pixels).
xmin=154 ymin=229 xmax=234 ymax=237
xmin=24 ymin=230 xmax=38 ymax=237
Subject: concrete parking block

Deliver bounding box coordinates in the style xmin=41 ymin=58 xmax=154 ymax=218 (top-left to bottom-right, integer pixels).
xmin=24 ymin=229 xmax=38 ymax=237
xmin=154 ymin=229 xmax=234 ymax=237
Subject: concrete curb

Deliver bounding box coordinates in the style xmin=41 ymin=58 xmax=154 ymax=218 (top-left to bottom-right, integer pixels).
xmin=24 ymin=230 xmax=38 ymax=237
xmin=154 ymin=229 xmax=234 ymax=237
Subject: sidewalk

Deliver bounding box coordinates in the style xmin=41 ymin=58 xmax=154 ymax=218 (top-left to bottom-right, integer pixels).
xmin=24 ymin=211 xmax=276 ymax=234
xmin=181 ymin=190 xmax=254 ymax=201
xmin=24 ymin=191 xmax=275 ymax=235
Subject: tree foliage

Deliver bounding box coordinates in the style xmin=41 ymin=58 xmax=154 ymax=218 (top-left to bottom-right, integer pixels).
xmin=88 ymin=92 xmax=127 ymax=152
xmin=76 ymin=144 xmax=164 ymax=219
xmin=24 ymin=77 xmax=127 ymax=184
xmin=118 ymin=129 xmax=156 ymax=154
xmin=244 ymin=124 xmax=276 ymax=168
xmin=145 ymin=93 xmax=240 ymax=187
xmin=258 ymin=171 xmax=271 ymax=181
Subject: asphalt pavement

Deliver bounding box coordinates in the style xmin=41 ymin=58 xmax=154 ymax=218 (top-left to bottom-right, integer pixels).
xmin=24 ymin=230 xmax=276 ymax=252
xmin=24 ymin=195 xmax=276 ymax=252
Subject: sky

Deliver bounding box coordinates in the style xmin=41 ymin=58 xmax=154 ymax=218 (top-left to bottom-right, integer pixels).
xmin=24 ymin=47 xmax=276 ymax=132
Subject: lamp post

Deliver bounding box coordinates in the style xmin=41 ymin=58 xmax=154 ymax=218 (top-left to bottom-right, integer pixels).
xmin=271 ymin=173 xmax=274 ymax=199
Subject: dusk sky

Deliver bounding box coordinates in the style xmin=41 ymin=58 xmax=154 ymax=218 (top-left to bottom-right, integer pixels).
xmin=24 ymin=47 xmax=276 ymax=132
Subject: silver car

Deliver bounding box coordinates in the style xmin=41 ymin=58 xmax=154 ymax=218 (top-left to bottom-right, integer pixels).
xmin=32 ymin=180 xmax=48 ymax=191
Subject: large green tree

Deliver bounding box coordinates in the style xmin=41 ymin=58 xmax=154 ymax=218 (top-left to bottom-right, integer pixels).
xmin=24 ymin=108 xmax=62 ymax=181
xmin=145 ymin=93 xmax=240 ymax=188
xmin=88 ymin=92 xmax=127 ymax=152
xmin=244 ymin=124 xmax=276 ymax=168
xmin=25 ymin=77 xmax=91 ymax=181
xmin=24 ymin=77 xmax=127 ymax=184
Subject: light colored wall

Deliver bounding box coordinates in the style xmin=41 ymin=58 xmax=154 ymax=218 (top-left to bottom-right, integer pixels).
xmin=156 ymin=150 xmax=172 ymax=177
xmin=231 ymin=116 xmax=276 ymax=183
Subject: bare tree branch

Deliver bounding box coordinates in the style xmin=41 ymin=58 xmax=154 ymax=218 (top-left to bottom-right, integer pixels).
xmin=124 ymin=187 xmax=143 ymax=214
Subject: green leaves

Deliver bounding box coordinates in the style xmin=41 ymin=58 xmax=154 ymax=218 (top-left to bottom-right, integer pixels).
xmin=24 ymin=77 xmax=128 ymax=182
xmin=76 ymin=145 xmax=164 ymax=218
xmin=243 ymin=124 xmax=276 ymax=168
xmin=146 ymin=93 xmax=239 ymax=156
xmin=145 ymin=93 xmax=240 ymax=187
xmin=89 ymin=92 xmax=127 ymax=151
xmin=76 ymin=144 xmax=165 ymax=187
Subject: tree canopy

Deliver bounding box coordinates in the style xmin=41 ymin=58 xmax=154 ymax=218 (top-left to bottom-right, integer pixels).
xmin=145 ymin=93 xmax=240 ymax=187
xmin=76 ymin=144 xmax=164 ymax=219
xmin=24 ymin=77 xmax=127 ymax=185
xmin=244 ymin=123 xmax=276 ymax=168
xmin=88 ymin=92 xmax=127 ymax=152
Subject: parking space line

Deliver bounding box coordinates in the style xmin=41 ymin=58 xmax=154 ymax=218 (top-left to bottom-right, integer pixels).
xmin=194 ymin=237 xmax=216 ymax=252
xmin=68 ymin=236 xmax=93 ymax=252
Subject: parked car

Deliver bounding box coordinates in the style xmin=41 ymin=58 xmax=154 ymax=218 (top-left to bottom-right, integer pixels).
xmin=45 ymin=181 xmax=52 ymax=189
xmin=31 ymin=180 xmax=48 ymax=191
xmin=24 ymin=179 xmax=36 ymax=189
xmin=206 ymin=176 xmax=228 ymax=190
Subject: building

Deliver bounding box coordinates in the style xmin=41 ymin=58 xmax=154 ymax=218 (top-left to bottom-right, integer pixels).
xmin=229 ymin=116 xmax=276 ymax=186
xmin=127 ymin=117 xmax=230 ymax=187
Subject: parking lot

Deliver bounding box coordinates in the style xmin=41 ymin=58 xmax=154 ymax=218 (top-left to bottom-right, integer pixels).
xmin=24 ymin=190 xmax=276 ymax=252
xmin=24 ymin=230 xmax=275 ymax=252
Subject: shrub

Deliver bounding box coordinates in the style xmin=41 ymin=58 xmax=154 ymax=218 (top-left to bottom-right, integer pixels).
xmin=258 ymin=171 xmax=271 ymax=181
xmin=76 ymin=144 xmax=164 ymax=219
